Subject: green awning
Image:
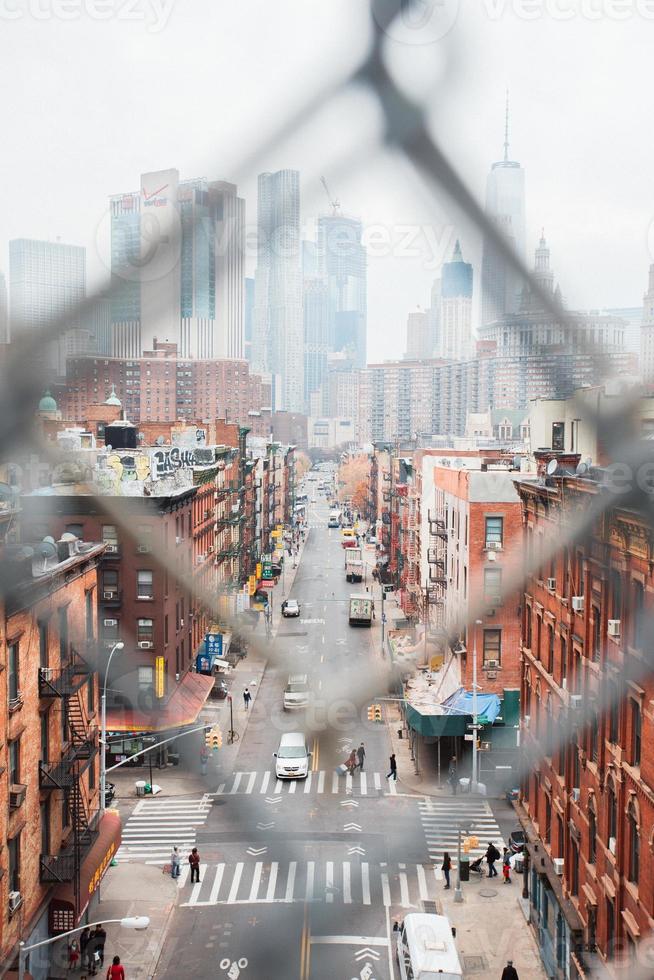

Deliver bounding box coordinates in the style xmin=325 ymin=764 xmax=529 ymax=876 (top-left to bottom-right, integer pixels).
xmin=405 ymin=704 xmax=467 ymax=737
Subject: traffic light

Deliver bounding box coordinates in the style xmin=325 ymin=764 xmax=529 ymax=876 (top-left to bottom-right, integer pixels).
xmin=367 ymin=705 xmax=375 ymax=722
xmin=210 ymin=726 xmax=223 ymax=751
xmin=205 ymin=727 xmax=212 ymax=748
xmin=367 ymin=704 xmax=383 ymax=723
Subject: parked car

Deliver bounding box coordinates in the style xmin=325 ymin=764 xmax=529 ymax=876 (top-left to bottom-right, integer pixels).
xmin=281 ymin=598 xmax=300 ymax=617
xmin=509 ymin=828 xmax=526 ymax=853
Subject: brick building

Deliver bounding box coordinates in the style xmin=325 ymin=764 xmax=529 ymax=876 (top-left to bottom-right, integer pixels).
xmin=515 ymin=451 xmax=654 ymax=977
xmin=0 ymin=524 xmax=119 ymax=979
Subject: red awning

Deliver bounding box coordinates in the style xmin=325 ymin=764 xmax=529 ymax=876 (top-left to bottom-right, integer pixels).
xmin=106 ymin=671 xmax=213 ymax=733
xmin=50 ymin=810 xmax=122 ymax=931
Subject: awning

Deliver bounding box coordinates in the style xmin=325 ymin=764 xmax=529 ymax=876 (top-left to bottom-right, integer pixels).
xmin=106 ymin=671 xmax=213 ymax=733
xmin=406 ymin=703 xmax=466 ymax=737
xmin=441 ymin=688 xmax=501 ymax=724
xmin=405 ymin=688 xmax=501 ymax=737
xmin=49 ymin=810 xmax=122 ymax=932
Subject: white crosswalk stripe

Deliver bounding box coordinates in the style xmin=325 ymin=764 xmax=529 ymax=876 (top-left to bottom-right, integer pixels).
xmin=116 ymin=795 xmax=212 ymax=864
xmin=417 ymin=796 xmax=505 ymax=867
xmin=213 ymin=771 xmax=392 ymax=797
xmin=178 ymin=861 xmax=442 ymax=908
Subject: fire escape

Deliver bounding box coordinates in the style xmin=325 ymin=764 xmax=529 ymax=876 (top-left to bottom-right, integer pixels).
xmin=427 ymin=509 xmax=448 ymax=628
xmin=39 ymin=649 xmax=98 ymax=916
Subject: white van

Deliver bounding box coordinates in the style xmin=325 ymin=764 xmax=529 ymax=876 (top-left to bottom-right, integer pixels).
xmin=396 ymin=913 xmax=463 ymax=980
xmin=283 ymin=674 xmax=310 ymax=712
xmin=273 ymin=732 xmax=310 ymax=779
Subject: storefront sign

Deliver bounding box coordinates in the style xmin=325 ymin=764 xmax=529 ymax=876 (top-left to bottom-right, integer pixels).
xmin=248 ymin=574 xmax=257 ymax=596
xmin=155 ymin=656 xmax=165 ymax=698
xmin=262 ymin=561 xmax=273 ymax=580
xmin=205 ymin=633 xmax=224 ymax=658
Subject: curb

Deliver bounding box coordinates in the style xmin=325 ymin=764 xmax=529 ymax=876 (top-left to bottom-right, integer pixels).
xmin=150 ymin=896 xmax=178 ymax=978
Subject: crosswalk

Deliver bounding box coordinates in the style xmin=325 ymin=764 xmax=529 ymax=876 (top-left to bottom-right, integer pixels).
xmin=418 ymin=796 xmax=505 ymax=867
xmin=214 ymin=771 xmax=398 ymax=797
xmin=116 ymin=795 xmax=213 ymax=864
xmin=173 ymin=860 xmax=443 ymax=908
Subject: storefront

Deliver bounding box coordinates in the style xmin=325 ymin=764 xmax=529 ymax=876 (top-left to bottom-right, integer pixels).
xmin=526 ymin=840 xmax=583 ymax=979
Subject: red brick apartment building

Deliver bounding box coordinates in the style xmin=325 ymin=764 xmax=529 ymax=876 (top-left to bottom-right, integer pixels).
xmin=515 ymin=451 xmax=654 ymax=977
xmin=0 ymin=514 xmax=118 ymax=977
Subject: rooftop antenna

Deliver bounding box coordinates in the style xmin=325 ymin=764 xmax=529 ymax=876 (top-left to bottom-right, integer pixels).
xmin=504 ymin=88 xmax=510 ymax=162
xmin=320 ymin=176 xmax=340 ymax=215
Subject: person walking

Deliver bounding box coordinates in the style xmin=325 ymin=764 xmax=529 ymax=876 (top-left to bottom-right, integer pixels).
xmin=85 ymin=928 xmax=97 ymax=974
xmin=448 ymin=757 xmax=458 ymax=796
xmin=106 ymin=955 xmax=125 ymax=980
xmin=93 ymin=925 xmax=106 ymax=973
xmin=170 ymin=846 xmax=181 ymax=878
xmin=346 ymin=749 xmax=358 ymax=775
xmin=189 ymin=846 xmax=201 ymax=883
xmin=243 ymin=687 xmax=252 ymax=710
xmin=501 ymin=960 xmax=519 ymax=980
xmin=387 ymin=753 xmax=397 ymax=781
xmin=442 ymin=851 xmax=452 ymax=889
xmin=79 ymin=928 xmax=90 ymax=971
xmin=502 ymin=847 xmax=512 ymax=884
xmin=68 ymin=938 xmax=80 ymax=971
xmin=485 ymin=841 xmax=500 ymax=878
xmin=357 ymin=743 xmax=366 ymax=771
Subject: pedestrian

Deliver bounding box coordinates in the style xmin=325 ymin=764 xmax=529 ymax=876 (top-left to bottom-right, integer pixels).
xmin=243 ymin=687 xmax=252 ymax=710
xmin=502 ymin=847 xmax=512 ymax=884
xmin=93 ymin=925 xmax=106 ymax=972
xmin=387 ymin=753 xmax=397 ymax=781
xmin=170 ymin=846 xmax=181 ymax=878
xmin=346 ymin=749 xmax=358 ymax=775
xmin=357 ymin=742 xmax=366 ymax=771
xmin=448 ymin=756 xmax=458 ymax=796
xmin=501 ymin=960 xmax=519 ymax=980
xmin=189 ymin=846 xmax=201 ymax=883
xmin=106 ymin=955 xmax=125 ymax=980
xmin=79 ymin=928 xmax=90 ymax=969
xmin=68 ymin=938 xmax=80 ymax=971
xmin=442 ymin=851 xmax=452 ymax=889
xmin=485 ymin=841 xmax=500 ymax=878
xmin=85 ymin=928 xmax=97 ymax=973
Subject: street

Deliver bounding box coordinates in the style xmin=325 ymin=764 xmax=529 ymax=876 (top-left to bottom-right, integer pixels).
xmin=148 ymin=495 xmax=501 ymax=979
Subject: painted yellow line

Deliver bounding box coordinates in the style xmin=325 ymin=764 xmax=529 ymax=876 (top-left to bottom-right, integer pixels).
xmin=312 ymin=736 xmax=320 ymax=772
xmin=300 ymin=904 xmax=311 ymax=980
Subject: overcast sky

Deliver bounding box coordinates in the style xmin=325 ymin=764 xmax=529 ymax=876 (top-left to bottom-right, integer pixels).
xmin=1 ymin=0 xmax=653 ymax=361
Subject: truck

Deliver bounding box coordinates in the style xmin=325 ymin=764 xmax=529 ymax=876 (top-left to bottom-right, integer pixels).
xmin=344 ymin=546 xmax=362 ymax=568
xmin=328 ymin=509 xmax=341 ymax=528
xmin=345 ymin=558 xmax=364 ymax=584
xmin=349 ymin=594 xmax=373 ymax=626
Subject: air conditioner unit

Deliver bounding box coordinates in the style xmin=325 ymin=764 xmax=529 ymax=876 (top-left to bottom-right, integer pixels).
xmin=105 ymin=543 xmax=118 ymax=553
xmin=486 ymin=670 xmax=497 ymax=679
xmin=487 ymin=541 xmax=501 ymax=551
xmin=207 ymin=545 xmax=214 ymax=553
xmin=103 ymin=591 xmax=117 ymax=600
xmin=9 ymin=786 xmax=25 ymax=809
xmin=103 ymin=618 xmax=118 ymax=627
xmin=39 ymin=666 xmax=54 ymax=681
xmin=570 ymin=694 xmax=583 ymax=709
xmin=552 ymin=857 xmax=564 ymax=875
xmin=607 ymin=619 xmax=621 ymax=637
xmin=571 ymin=788 xmax=580 ymax=802
xmin=8 ymin=892 xmax=21 ymax=913
xmin=547 ymin=577 xmax=556 ymax=592
xmin=176 ymin=536 xmax=183 ymax=545
xmin=609 ymin=836 xmax=616 ymax=856
xmin=485 ymin=659 xmax=499 ymax=669
xmin=180 ymin=619 xmax=184 ymax=628
xmin=138 ymin=640 xmax=153 ymax=649
xmin=196 ymin=555 xmax=205 ymax=564
xmin=571 ymin=596 xmax=584 ymax=613
xmin=137 ymin=544 xmax=150 ymax=553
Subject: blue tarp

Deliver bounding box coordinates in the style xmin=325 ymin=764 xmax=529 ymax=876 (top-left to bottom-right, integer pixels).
xmin=440 ymin=687 xmax=501 ymax=724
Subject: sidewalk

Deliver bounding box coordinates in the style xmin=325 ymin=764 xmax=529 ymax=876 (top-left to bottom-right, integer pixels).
xmin=49 ymin=865 xmax=177 ymax=980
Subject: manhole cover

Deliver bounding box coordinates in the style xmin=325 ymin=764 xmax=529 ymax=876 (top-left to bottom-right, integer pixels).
xmin=478 ymin=888 xmax=498 ymax=898
xmin=462 ymin=955 xmax=487 ymax=973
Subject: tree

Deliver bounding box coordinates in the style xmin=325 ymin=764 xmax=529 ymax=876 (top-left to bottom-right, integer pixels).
xmin=338 ymin=455 xmax=369 ymax=503
xmin=352 ymin=479 xmax=368 ymax=512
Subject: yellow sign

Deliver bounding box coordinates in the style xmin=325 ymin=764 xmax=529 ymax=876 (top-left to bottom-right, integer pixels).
xmin=155 ymin=656 xmax=165 ymax=698
xmin=256 ymin=562 xmax=262 ymax=578
xmin=271 ymin=529 xmax=282 ymax=539
xmin=248 ymin=574 xmax=257 ymax=596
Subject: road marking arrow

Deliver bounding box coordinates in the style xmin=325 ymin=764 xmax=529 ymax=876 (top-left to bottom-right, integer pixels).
xmin=256 ymin=821 xmax=275 ymax=830
xmin=354 ymin=948 xmax=381 ymax=962
xmin=246 ymin=846 xmax=268 ymax=856
xmin=264 ymin=796 xmax=282 ymax=805
xmin=340 ymin=799 xmax=360 ymax=808
xmin=348 ymin=845 xmax=366 ymax=855
xmin=343 ymin=823 xmax=362 ymax=832
xmin=335 ymin=639 xmax=347 ymax=646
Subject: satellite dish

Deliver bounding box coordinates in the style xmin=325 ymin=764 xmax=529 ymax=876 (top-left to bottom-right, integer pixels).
xmin=576 ymin=461 xmax=588 ymax=476
xmin=60 ymin=532 xmax=78 ymax=541
xmin=34 ymin=541 xmax=58 ymax=571
xmin=43 ymin=535 xmax=56 ymax=545
xmin=156 ymin=436 xmax=165 ymax=446
xmin=546 ymin=459 xmax=559 ymax=476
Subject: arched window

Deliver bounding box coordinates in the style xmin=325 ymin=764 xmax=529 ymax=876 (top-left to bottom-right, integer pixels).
xmin=628 ymin=799 xmax=639 ymax=884
xmin=588 ymin=799 xmax=597 ymax=864
xmin=607 ymin=782 xmax=617 ymax=852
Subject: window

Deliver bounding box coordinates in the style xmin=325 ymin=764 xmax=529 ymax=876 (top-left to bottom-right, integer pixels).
xmin=164 ymin=615 xmax=169 ymax=646
xmin=102 ymin=525 xmax=119 ymax=551
xmin=8 ymin=642 xmax=20 ymax=704
xmin=610 ymin=570 xmax=622 ymax=621
xmin=8 ymin=834 xmax=20 ymax=893
xmin=560 ymin=636 xmax=567 ymax=683
xmin=547 ymin=624 xmax=554 ymax=673
xmin=41 ymin=800 xmax=51 ymax=858
xmin=588 ymin=804 xmax=597 ymax=864
xmin=58 ymin=606 xmax=69 ymax=661
xmin=137 ymin=619 xmax=154 ymax=643
xmin=607 ymin=784 xmax=617 ymax=843
xmin=40 ymin=712 xmax=49 ymax=763
xmin=65 ymin=522 xmax=84 ymax=538
xmin=525 ymin=608 xmax=532 ymax=649
xmin=39 ymin=621 xmax=48 ymax=669
xmin=607 ymin=899 xmax=615 ymax=959
xmin=137 ymin=570 xmax=154 ymax=599
xmin=484 ymin=567 xmax=502 ymax=602
xmin=536 ymin=616 xmax=542 ymax=661
xmin=632 ymin=580 xmax=644 ymax=649
xmin=102 ymin=569 xmax=119 ymax=596
xmin=483 ymin=629 xmax=501 ymax=665
xmin=138 ymin=666 xmax=154 ymax=697
xmin=592 ymin=607 xmax=601 ymax=663
xmin=544 ymin=796 xmax=552 ymax=844
xmin=570 ymin=839 xmax=579 ymax=896
xmin=631 ymin=700 xmax=641 ymax=766
xmin=87 ymin=676 xmax=94 ymax=714
xmin=551 ymin=421 xmax=565 ymax=451
xmin=9 ymin=739 xmax=20 ymax=785
xmin=85 ymin=590 xmax=94 ymax=642
xmin=609 ymin=685 xmax=619 ymax=743
xmin=485 ymin=516 xmax=503 ymax=548
xmin=628 ymin=802 xmax=639 ymax=884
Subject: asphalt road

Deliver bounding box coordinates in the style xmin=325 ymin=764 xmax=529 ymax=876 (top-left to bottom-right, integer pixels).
xmin=155 ymin=491 xmax=433 ymax=980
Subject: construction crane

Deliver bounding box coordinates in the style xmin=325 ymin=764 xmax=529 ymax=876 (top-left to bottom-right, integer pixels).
xmin=320 ymin=176 xmax=340 ymax=215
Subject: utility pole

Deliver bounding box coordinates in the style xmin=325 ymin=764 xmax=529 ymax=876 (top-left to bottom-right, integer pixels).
xmin=471 ymin=619 xmax=482 ymax=791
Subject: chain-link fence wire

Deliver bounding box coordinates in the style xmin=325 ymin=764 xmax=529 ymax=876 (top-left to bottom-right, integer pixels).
xmin=2 ymin=1 xmax=653 ymax=974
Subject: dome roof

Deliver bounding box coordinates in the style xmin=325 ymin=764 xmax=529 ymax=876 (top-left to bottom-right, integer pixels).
xmin=105 ymin=384 xmax=122 ymax=407
xmin=38 ymin=390 xmax=58 ymax=412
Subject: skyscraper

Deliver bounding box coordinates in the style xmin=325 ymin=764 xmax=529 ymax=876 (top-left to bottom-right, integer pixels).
xmin=253 ymin=169 xmax=304 ymax=412
xmin=481 ymin=94 xmax=526 ymax=326
xmin=404 ymin=308 xmax=431 ymax=360
xmin=440 ymin=240 xmax=473 ymax=361
xmin=244 ymin=276 xmax=255 ymax=363
xmin=317 ymin=212 xmax=367 ymax=368
xmin=110 ymin=169 xmax=245 ymax=359
xmin=0 ymin=272 xmax=8 ymax=344
xmin=9 ymin=237 xmax=86 ymax=375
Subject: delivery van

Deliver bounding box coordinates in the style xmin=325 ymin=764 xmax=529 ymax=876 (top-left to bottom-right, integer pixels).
xmin=395 ymin=913 xmax=463 ymax=980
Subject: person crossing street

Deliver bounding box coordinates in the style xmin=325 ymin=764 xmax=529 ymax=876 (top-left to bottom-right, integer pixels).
xmin=356 ymin=743 xmax=366 ymax=771
xmin=387 ymin=753 xmax=397 ymax=781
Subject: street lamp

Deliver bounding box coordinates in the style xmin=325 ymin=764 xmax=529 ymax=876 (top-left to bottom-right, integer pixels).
xmin=101 ymin=641 xmax=124 ymax=815
xmin=471 ymin=619 xmax=482 ymax=793
xmin=19 ymin=917 xmax=149 ymax=980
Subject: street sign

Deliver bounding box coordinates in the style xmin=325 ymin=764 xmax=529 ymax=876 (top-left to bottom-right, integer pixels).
xmin=262 ymin=561 xmax=273 ymax=579
xmin=464 ymin=733 xmax=474 ymax=741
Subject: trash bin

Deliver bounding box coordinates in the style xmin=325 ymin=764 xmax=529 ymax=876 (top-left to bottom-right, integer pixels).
xmin=135 ymin=780 xmax=146 ymax=797
xmin=459 ymin=856 xmax=470 ymax=882
xmin=397 ymin=730 xmax=403 ymax=739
